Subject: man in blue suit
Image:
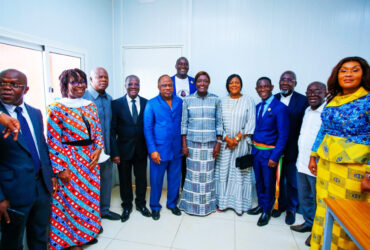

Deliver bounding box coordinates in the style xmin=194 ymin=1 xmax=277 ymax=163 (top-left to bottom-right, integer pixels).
xmin=0 ymin=69 xmax=56 ymax=249
xmin=247 ymin=77 xmax=289 ymax=227
xmin=272 ymin=71 xmax=309 ymax=225
xmin=171 ymin=57 xmax=195 ymax=190
xmin=144 ymin=75 xmax=183 ymax=220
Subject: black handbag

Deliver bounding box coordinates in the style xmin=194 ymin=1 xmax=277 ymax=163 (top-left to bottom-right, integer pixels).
xmin=235 ymin=154 xmax=253 ymax=169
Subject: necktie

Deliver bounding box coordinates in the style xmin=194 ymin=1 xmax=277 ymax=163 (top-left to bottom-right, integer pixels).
xmin=258 ymin=101 xmax=266 ymax=121
xmin=131 ymin=99 xmax=138 ymax=123
xmin=15 ymin=106 xmax=41 ymax=173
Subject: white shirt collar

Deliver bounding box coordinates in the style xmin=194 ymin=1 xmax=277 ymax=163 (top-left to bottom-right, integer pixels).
xmin=57 ymin=98 xmax=92 ymax=108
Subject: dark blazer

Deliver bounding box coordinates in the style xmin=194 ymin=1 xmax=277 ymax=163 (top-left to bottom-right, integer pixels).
xmin=275 ymin=91 xmax=309 ymax=162
xmin=252 ymin=97 xmax=290 ymax=162
xmin=171 ymin=75 xmax=196 ymax=97
xmin=0 ymin=102 xmax=53 ymax=207
xmin=144 ymin=95 xmax=183 ymax=161
xmin=111 ymin=95 xmax=148 ymax=160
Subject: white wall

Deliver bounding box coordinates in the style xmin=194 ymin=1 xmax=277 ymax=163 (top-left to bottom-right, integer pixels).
xmin=0 ymin=0 xmax=114 ymax=93
xmin=114 ymin=0 xmax=370 ymax=101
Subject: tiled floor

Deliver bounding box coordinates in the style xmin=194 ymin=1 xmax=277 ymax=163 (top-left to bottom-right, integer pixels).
xmin=86 ymin=186 xmax=310 ymax=250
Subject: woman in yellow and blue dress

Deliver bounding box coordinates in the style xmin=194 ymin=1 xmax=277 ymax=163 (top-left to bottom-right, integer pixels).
xmin=308 ymin=57 xmax=370 ymax=249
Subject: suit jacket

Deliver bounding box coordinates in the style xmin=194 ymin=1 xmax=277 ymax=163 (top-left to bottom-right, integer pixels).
xmin=171 ymin=75 xmax=196 ymax=97
xmin=252 ymin=97 xmax=290 ymax=162
xmin=144 ymin=94 xmax=182 ymax=161
xmin=275 ymin=91 xmax=309 ymax=162
xmin=0 ymin=102 xmax=53 ymax=207
xmin=111 ymin=95 xmax=148 ymax=160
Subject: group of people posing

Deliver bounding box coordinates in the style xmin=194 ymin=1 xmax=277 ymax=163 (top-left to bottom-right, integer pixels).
xmin=0 ymin=56 xmax=369 ymax=250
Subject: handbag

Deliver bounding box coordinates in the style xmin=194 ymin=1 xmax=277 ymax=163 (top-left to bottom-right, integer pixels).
xmin=235 ymin=154 xmax=253 ymax=169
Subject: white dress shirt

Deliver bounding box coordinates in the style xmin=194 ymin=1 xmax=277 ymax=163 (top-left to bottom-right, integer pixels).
xmin=126 ymin=94 xmax=141 ymax=116
xmin=296 ymin=103 xmax=325 ymax=176
xmin=280 ymin=92 xmax=293 ymax=106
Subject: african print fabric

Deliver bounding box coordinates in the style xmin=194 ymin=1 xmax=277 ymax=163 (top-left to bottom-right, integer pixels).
xmin=47 ymin=101 xmax=104 ymax=250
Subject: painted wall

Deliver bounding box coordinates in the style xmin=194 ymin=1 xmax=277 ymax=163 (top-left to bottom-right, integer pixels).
xmin=0 ymin=0 xmax=114 ymax=93
xmin=114 ymin=0 xmax=370 ymax=101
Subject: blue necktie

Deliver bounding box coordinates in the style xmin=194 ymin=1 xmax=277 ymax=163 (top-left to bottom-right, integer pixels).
xmin=258 ymin=101 xmax=266 ymax=121
xmin=131 ymin=99 xmax=138 ymax=123
xmin=15 ymin=106 xmax=41 ymax=173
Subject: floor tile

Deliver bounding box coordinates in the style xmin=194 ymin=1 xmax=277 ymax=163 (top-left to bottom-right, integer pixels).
xmin=99 ymin=216 xmax=126 ymax=239
xmin=106 ymin=240 xmax=170 ymax=250
xmin=235 ymin=220 xmax=298 ymax=250
xmin=85 ymin=237 xmax=112 ymax=250
xmin=115 ymin=210 xmax=182 ymax=247
xmin=291 ymin=230 xmax=311 ymax=250
xmin=206 ymin=208 xmax=235 ymax=221
xmin=172 ymin=215 xmax=234 ymax=250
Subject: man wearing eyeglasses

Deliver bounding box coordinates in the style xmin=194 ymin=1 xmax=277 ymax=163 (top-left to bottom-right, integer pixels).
xmin=0 ymin=69 xmax=56 ymax=250
xmin=111 ymin=75 xmax=151 ymax=222
xmin=273 ymin=71 xmax=309 ymax=225
xmin=83 ymin=67 xmax=121 ymax=221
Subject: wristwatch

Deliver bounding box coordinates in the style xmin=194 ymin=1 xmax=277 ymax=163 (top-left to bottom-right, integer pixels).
xmin=234 ymin=136 xmax=240 ymax=142
xmin=0 ymin=110 xmax=3 ymax=116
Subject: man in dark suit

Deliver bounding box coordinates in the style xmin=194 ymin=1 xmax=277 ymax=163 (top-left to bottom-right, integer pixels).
xmin=111 ymin=75 xmax=151 ymax=222
xmin=0 ymin=69 xmax=56 ymax=249
xmin=273 ymin=71 xmax=309 ymax=225
xmin=247 ymin=77 xmax=289 ymax=227
xmin=171 ymin=57 xmax=196 ymax=189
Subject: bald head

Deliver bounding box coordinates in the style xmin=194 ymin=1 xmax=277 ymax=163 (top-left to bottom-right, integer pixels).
xmin=89 ymin=67 xmax=109 ymax=94
xmin=0 ymin=69 xmax=27 ymax=85
xmin=306 ymin=81 xmax=326 ymax=110
xmin=0 ymin=69 xmax=29 ymax=106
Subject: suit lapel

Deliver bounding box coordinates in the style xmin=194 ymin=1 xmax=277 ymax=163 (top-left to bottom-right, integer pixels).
xmin=121 ymin=95 xmax=135 ymax=124
xmin=25 ymin=104 xmax=42 ymax=151
xmin=137 ymin=96 xmax=145 ymax=121
xmin=288 ymin=91 xmax=297 ymax=111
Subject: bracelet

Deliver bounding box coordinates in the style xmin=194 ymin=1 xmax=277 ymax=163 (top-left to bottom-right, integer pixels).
xmin=366 ymin=173 xmax=370 ymax=179
xmin=217 ymin=139 xmax=222 ymax=143
xmin=0 ymin=110 xmax=3 ymax=116
xmin=234 ymin=136 xmax=240 ymax=142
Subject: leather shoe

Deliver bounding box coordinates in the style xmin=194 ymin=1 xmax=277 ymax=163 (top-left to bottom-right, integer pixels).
xmin=305 ymin=234 xmax=311 ymax=247
xmin=285 ymin=211 xmax=296 ymax=225
xmin=136 ymin=206 xmax=151 ymax=217
xmin=152 ymin=210 xmax=160 ymax=220
xmin=257 ymin=212 xmax=270 ymax=226
xmin=246 ymin=206 xmax=262 ymax=215
xmin=290 ymin=223 xmax=312 ymax=233
xmin=121 ymin=207 xmax=132 ymax=222
xmin=271 ymin=209 xmax=283 ymax=218
xmin=102 ymin=211 xmax=121 ymax=220
xmin=167 ymin=206 xmax=182 ymax=216
xmin=85 ymin=238 xmax=98 ymax=245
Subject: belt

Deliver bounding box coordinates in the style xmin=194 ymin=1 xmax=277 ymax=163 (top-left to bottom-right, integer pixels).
xmin=252 ymin=140 xmax=275 ymax=150
xmin=62 ymin=139 xmax=93 ymax=146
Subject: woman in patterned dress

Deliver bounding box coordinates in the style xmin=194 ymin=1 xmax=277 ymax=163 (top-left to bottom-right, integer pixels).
xmin=308 ymin=57 xmax=370 ymax=249
xmin=215 ymin=74 xmax=256 ymax=215
xmin=47 ymin=69 xmax=104 ymax=250
xmin=179 ymin=71 xmax=222 ymax=216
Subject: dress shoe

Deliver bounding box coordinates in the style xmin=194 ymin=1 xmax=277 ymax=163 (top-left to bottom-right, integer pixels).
xmin=290 ymin=222 xmax=312 ymax=233
xmin=167 ymin=206 xmax=182 ymax=216
xmin=152 ymin=210 xmax=160 ymax=220
xmin=257 ymin=212 xmax=271 ymax=226
xmin=271 ymin=209 xmax=283 ymax=218
xmin=136 ymin=206 xmax=152 ymax=217
xmin=102 ymin=211 xmax=121 ymax=220
xmin=85 ymin=238 xmax=98 ymax=245
xmin=246 ymin=206 xmax=262 ymax=215
xmin=285 ymin=211 xmax=296 ymax=225
xmin=98 ymin=227 xmax=104 ymax=234
xmin=121 ymin=207 xmax=132 ymax=222
xmin=305 ymin=234 xmax=311 ymax=247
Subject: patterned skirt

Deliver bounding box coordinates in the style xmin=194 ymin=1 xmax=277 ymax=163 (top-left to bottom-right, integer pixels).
xmin=310 ymin=159 xmax=370 ymax=250
xmin=179 ymin=140 xmax=216 ymax=216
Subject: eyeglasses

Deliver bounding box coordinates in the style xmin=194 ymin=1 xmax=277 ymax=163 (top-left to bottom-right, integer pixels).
xmin=0 ymin=81 xmax=26 ymax=89
xmin=127 ymin=83 xmax=140 ymax=87
xmin=305 ymin=90 xmax=323 ymax=96
xmin=338 ymin=68 xmax=362 ymax=74
xmin=280 ymin=78 xmax=296 ymax=83
xmin=69 ymin=81 xmax=87 ymax=87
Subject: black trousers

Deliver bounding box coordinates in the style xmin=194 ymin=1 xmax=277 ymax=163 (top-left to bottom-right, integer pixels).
xmin=0 ymin=178 xmax=51 ymax=250
xmin=181 ymin=155 xmax=187 ymax=190
xmin=118 ymin=154 xmax=148 ymax=209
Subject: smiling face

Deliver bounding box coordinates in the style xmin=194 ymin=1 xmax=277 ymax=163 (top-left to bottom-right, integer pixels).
xmin=175 ymin=58 xmax=189 ymax=79
xmin=279 ymin=72 xmax=296 ymax=96
xmin=158 ymin=75 xmax=173 ymax=100
xmin=306 ymin=82 xmax=326 ymax=110
xmin=196 ymin=74 xmax=210 ymax=96
xmin=256 ymin=79 xmax=273 ymax=101
xmin=0 ymin=69 xmax=29 ymax=106
xmin=90 ymin=67 xmax=109 ymax=94
xmin=338 ymin=61 xmax=363 ymax=95
xmin=228 ymin=76 xmax=242 ymax=96
xmin=67 ymin=74 xmax=87 ymax=99
xmin=126 ymin=76 xmax=140 ymax=99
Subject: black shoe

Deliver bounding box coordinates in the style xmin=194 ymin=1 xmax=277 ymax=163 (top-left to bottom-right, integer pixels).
xmin=285 ymin=211 xmax=296 ymax=225
xmin=246 ymin=206 xmax=262 ymax=215
xmin=98 ymin=227 xmax=104 ymax=234
xmin=85 ymin=238 xmax=98 ymax=245
xmin=152 ymin=210 xmax=160 ymax=220
xmin=121 ymin=207 xmax=132 ymax=222
xmin=167 ymin=206 xmax=182 ymax=216
xmin=102 ymin=211 xmax=121 ymax=220
xmin=257 ymin=212 xmax=271 ymax=226
xmin=136 ymin=206 xmax=151 ymax=217
xmin=305 ymin=234 xmax=311 ymax=247
xmin=271 ymin=209 xmax=283 ymax=218
xmin=290 ymin=222 xmax=312 ymax=233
